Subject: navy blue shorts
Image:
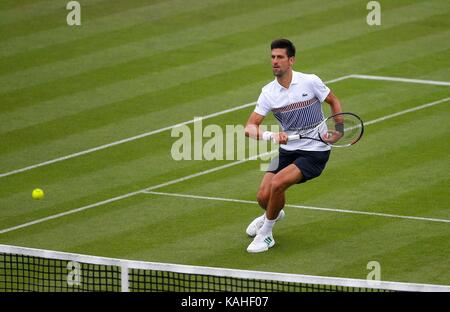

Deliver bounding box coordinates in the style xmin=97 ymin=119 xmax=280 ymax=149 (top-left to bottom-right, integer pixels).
xmin=267 ymin=148 xmax=331 ymax=183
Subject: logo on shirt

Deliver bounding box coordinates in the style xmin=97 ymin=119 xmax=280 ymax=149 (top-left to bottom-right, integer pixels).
xmin=302 ymin=93 xmax=308 ymax=97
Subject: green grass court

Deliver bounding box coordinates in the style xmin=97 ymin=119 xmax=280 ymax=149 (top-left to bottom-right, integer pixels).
xmin=0 ymin=0 xmax=449 ymax=287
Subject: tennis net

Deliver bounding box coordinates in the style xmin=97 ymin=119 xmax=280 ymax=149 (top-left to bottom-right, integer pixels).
xmin=1 ymin=244 xmax=448 ymax=292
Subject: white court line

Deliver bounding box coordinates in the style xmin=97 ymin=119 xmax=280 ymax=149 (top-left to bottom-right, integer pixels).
xmin=144 ymin=191 xmax=450 ymax=224
xmin=0 ymin=151 xmax=275 ymax=235
xmin=0 ymin=101 xmax=256 ymax=178
xmin=1 ymin=73 xmax=424 ymax=179
xmin=145 ymin=151 xmax=275 ymax=192
xmin=1 ymin=74 xmax=447 ymax=178
xmin=364 ymin=97 xmax=450 ymax=126
xmin=0 ymin=190 xmax=144 ymax=235
xmin=350 ymin=74 xmax=450 ymax=86
xmin=0 ymin=95 xmax=449 ymax=235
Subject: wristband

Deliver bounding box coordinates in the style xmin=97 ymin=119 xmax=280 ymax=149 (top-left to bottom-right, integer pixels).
xmin=262 ymin=131 xmax=274 ymax=141
xmin=335 ymin=123 xmax=344 ymax=134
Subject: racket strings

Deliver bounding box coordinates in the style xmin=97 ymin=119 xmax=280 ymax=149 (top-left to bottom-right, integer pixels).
xmin=285 ymin=113 xmax=364 ymax=147
xmin=286 ymin=120 xmax=323 ymax=137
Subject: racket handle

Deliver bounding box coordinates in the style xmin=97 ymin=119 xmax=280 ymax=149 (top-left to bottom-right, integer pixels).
xmin=287 ymin=134 xmax=300 ymax=142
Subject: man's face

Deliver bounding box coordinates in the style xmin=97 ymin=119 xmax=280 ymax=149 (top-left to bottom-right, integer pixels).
xmin=271 ymin=48 xmax=294 ymax=77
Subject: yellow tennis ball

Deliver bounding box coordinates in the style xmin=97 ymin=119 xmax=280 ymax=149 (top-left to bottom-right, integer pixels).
xmin=32 ymin=188 xmax=44 ymax=200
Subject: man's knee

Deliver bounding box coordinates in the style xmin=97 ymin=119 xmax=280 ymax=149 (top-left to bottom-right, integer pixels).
xmin=270 ymin=177 xmax=290 ymax=193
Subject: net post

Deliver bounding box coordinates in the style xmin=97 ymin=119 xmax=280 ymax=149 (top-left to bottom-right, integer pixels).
xmin=121 ymin=263 xmax=129 ymax=292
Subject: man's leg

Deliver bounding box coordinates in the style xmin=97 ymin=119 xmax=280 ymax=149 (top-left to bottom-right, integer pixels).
xmin=246 ymin=172 xmax=285 ymax=237
xmin=256 ymin=172 xmax=275 ymax=209
xmin=247 ymin=164 xmax=302 ymax=253
xmin=265 ymin=164 xmax=302 ymax=220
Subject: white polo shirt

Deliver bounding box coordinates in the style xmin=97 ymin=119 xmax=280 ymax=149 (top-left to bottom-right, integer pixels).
xmin=254 ymin=71 xmax=331 ymax=151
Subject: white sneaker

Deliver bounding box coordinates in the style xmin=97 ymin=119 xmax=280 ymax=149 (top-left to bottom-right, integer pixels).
xmin=247 ymin=233 xmax=275 ymax=253
xmin=245 ymin=210 xmax=285 ymax=237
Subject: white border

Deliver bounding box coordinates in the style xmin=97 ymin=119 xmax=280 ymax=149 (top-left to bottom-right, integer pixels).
xmin=143 ymin=191 xmax=450 ymax=223
xmin=350 ymin=74 xmax=450 ymax=86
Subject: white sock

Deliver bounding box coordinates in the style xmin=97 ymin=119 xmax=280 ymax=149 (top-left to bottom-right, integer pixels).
xmin=275 ymin=209 xmax=283 ymax=220
xmin=261 ymin=209 xmax=283 ymax=221
xmin=258 ymin=217 xmax=275 ymax=236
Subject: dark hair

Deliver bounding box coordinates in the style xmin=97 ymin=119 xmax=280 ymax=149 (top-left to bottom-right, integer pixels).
xmin=271 ymin=39 xmax=296 ymax=57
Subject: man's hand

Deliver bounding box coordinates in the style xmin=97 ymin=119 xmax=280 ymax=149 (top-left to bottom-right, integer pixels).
xmin=321 ymin=130 xmax=342 ymax=144
xmin=271 ymin=132 xmax=289 ymax=144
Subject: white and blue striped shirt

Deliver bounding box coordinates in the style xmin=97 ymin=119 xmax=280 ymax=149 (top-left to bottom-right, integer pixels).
xmin=254 ymin=71 xmax=331 ymax=151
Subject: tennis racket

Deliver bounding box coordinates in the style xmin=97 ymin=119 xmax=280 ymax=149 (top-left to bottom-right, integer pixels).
xmin=286 ymin=112 xmax=364 ymax=147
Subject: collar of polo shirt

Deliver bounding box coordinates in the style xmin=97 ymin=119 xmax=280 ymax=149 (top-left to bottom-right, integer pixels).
xmin=275 ymin=71 xmax=300 ymax=91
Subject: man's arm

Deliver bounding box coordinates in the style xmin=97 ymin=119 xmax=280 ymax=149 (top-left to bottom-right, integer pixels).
xmin=324 ymin=91 xmax=342 ymax=115
xmin=322 ymin=91 xmax=344 ymax=143
xmin=244 ymin=112 xmax=266 ymax=140
xmin=245 ymin=112 xmax=288 ymax=144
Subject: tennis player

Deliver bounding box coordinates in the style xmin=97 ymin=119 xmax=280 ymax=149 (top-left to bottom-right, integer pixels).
xmin=244 ymin=39 xmax=343 ymax=253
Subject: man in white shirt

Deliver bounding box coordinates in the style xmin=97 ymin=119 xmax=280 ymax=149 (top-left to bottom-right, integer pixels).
xmin=244 ymin=39 xmax=343 ymax=253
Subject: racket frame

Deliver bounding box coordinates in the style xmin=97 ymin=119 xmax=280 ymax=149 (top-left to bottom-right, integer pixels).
xmin=286 ymin=112 xmax=364 ymax=147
